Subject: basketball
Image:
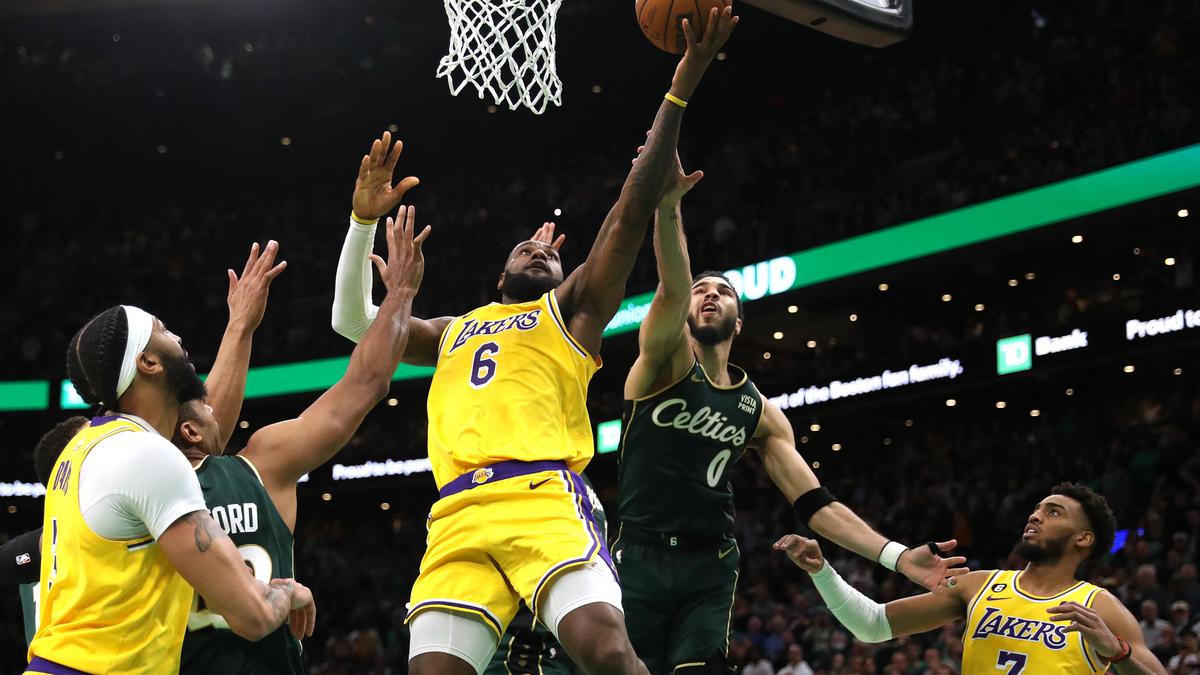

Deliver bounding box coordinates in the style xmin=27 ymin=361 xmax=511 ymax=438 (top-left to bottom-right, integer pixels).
xmin=636 ymin=0 xmax=727 ymax=54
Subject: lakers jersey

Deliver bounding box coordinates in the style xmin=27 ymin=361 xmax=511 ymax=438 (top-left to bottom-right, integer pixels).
xmin=427 ymin=290 xmax=600 ymax=488
xmin=963 ymin=569 xmax=1108 ymax=674
xmin=30 ymin=417 xmax=194 ymax=674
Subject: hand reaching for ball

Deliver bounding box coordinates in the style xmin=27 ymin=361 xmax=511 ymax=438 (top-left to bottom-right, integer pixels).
xmin=774 ymin=534 xmax=826 ymax=574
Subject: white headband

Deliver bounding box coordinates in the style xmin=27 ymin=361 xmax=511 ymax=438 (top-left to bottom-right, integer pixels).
xmin=115 ymin=305 xmax=155 ymax=401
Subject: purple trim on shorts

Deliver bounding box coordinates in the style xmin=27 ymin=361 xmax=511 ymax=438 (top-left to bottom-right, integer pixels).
xmin=26 ymin=657 xmax=92 ymax=675
xmin=437 ymin=460 xmax=568 ymax=500
xmin=405 ymin=599 xmax=503 ymax=635
xmin=529 ymin=470 xmax=615 ymax=614
xmin=89 ymin=416 xmax=119 ymax=427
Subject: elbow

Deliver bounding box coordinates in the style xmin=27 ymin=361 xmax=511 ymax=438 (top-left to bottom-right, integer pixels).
xmin=225 ymin=608 xmax=275 ymax=642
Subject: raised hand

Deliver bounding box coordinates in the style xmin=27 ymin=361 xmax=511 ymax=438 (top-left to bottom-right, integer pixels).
xmin=352 ymin=131 xmax=420 ymax=222
xmin=774 ymin=534 xmax=826 ymax=573
xmin=226 ymin=240 xmax=288 ymax=333
xmin=530 ymin=221 xmax=566 ymax=251
xmin=897 ymin=540 xmax=970 ymax=592
xmin=1047 ymin=601 xmax=1124 ymax=659
xmin=672 ymin=0 xmax=739 ymax=99
xmin=369 ymin=205 xmax=431 ymax=296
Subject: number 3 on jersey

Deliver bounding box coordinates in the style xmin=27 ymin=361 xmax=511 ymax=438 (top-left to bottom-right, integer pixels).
xmin=470 ymin=342 xmax=500 ymax=388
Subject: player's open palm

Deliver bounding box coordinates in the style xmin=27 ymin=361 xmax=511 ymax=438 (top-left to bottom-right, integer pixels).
xmin=370 ymin=205 xmax=431 ymax=296
xmin=352 ymin=131 xmax=420 ymax=222
xmin=226 ymin=240 xmax=287 ymax=332
xmin=899 ymin=540 xmax=970 ymax=592
xmin=774 ymin=534 xmax=825 ymax=573
xmin=674 ymin=0 xmax=738 ymax=91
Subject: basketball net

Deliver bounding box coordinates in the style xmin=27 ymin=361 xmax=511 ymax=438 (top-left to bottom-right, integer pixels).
xmin=437 ymin=0 xmax=564 ymax=114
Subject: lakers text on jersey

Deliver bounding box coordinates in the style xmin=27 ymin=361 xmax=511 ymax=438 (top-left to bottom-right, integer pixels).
xmin=426 ymin=290 xmax=599 ymax=489
xmin=963 ymin=570 xmax=1108 ymax=674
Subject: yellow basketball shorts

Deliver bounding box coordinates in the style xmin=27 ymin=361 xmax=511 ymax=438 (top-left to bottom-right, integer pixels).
xmin=405 ymin=460 xmax=613 ymax=636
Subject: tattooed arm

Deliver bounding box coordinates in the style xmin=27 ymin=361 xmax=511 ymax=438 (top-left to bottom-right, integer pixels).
xmin=158 ymin=511 xmax=316 ymax=640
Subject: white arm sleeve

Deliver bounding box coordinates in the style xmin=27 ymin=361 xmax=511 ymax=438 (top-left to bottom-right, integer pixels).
xmin=331 ymin=216 xmax=380 ymax=343
xmin=78 ymin=433 xmax=208 ymax=541
xmin=810 ymin=560 xmax=894 ymax=643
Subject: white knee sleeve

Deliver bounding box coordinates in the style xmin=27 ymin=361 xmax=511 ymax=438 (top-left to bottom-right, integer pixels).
xmin=537 ymin=560 xmax=624 ymax=639
xmin=408 ymin=610 xmax=500 ymax=675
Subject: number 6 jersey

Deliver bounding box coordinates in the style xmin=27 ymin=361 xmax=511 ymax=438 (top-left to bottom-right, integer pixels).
xmin=427 ymin=290 xmax=600 ymax=489
xmin=617 ymin=360 xmax=764 ymax=536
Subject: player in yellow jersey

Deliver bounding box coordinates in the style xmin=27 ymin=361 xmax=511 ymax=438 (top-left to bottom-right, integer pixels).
xmin=776 ymin=483 xmax=1168 ymax=674
xmin=331 ymin=6 xmax=737 ymax=674
xmin=30 ymin=261 xmax=315 ymax=673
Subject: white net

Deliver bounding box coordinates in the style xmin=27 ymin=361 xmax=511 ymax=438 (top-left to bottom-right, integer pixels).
xmin=437 ymin=0 xmax=564 ymax=115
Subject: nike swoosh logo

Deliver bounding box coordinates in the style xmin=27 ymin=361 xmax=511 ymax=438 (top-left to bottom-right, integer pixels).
xmin=529 ymin=478 xmax=552 ymax=490
xmin=718 ymin=546 xmax=737 ymax=559
xmin=987 ymin=596 xmax=1010 ymax=602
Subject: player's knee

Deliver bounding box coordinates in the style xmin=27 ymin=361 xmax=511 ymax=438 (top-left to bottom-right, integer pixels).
xmin=573 ymin=638 xmax=639 ymax=675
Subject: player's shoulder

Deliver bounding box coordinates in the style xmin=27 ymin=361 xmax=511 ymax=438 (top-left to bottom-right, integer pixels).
xmin=955 ymin=569 xmax=1004 ymax=602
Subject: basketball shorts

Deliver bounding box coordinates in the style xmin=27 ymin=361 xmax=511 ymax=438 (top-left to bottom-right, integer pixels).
xmin=611 ymin=525 xmax=740 ymax=675
xmin=406 ymin=460 xmax=614 ymax=636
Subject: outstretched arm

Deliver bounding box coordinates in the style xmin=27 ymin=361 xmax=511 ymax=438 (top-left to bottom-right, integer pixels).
xmin=205 ymin=241 xmax=287 ymax=450
xmin=556 ymin=3 xmax=737 ymax=356
xmin=247 ymin=209 xmax=430 ymax=529
xmin=775 ymin=535 xmax=986 ymax=642
xmin=159 ymin=511 xmax=315 ymax=641
xmin=331 ymin=131 xmax=451 ymax=365
xmin=1048 ymin=592 xmax=1168 ymax=674
xmin=624 ymin=152 xmax=704 ymax=399
xmin=754 ymin=401 xmax=967 ymax=590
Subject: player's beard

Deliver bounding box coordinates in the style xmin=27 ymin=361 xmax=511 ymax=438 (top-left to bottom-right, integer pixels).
xmin=688 ymin=313 xmax=737 ymax=346
xmin=501 ymin=270 xmax=559 ymax=303
xmin=159 ymin=349 xmax=208 ymax=404
xmin=1014 ymin=531 xmax=1070 ymax=563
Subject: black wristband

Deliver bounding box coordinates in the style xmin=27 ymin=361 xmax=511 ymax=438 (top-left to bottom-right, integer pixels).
xmin=793 ymin=486 xmax=838 ymax=525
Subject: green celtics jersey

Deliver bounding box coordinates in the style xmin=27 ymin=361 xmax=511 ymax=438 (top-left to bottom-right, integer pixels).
xmin=20 ymin=581 xmax=37 ymax=646
xmin=181 ymin=455 xmax=303 ymax=675
xmin=618 ymin=360 xmax=763 ymax=536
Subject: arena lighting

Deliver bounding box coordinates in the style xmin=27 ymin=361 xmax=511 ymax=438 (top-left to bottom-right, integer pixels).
xmin=1008 ymin=279 xmax=1019 ymax=287
xmin=849 ymin=313 xmax=858 ymax=322
xmin=810 ymin=423 xmax=821 ymax=432
xmin=1030 ymin=409 xmax=1041 ymax=417
xmin=321 ymin=493 xmax=331 ymax=501
xmin=1025 ymin=272 xmax=1036 ymax=280
xmin=1066 ymin=388 xmax=1074 ymax=396
xmin=1179 ymin=209 xmax=1190 ymax=218
xmin=553 ymin=208 xmax=562 ymax=216
xmin=238 ymin=420 xmax=249 ymax=429
xmin=1124 ymin=365 xmax=1136 ymax=373
xmin=945 ymin=399 xmax=956 ymax=407
xmin=975 ymin=303 xmax=986 ymax=312
xmin=941 ymin=294 xmax=952 ymax=302
xmin=773 ymin=331 xmax=784 ymax=339
xmin=995 ymin=401 xmax=1007 ymax=409
xmin=831 ymin=443 xmax=842 ymax=451
xmin=386 ymin=398 xmax=399 ymax=406
xmin=1113 ymin=273 xmax=1121 ymax=281
xmin=1072 ymin=235 xmax=1084 ymax=243
xmin=380 ymin=502 xmax=391 ymax=511
xmin=762 ymin=352 xmax=772 ymax=360
xmin=806 ymin=340 xmax=817 ymax=348
xmin=1165 ymin=257 xmax=1177 ymax=266
xmin=878 ymin=283 xmax=889 ymax=291
xmin=1176 ymin=368 xmax=1184 ymax=375
xmin=4 ymin=145 xmax=1200 ymax=412
xmin=787 ymin=305 xmax=799 ymax=313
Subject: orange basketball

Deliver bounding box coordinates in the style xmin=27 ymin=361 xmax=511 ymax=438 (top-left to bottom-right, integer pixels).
xmin=635 ymin=0 xmax=726 ymax=55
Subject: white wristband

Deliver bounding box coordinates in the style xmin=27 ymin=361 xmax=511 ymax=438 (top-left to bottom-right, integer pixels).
xmin=878 ymin=541 xmax=908 ymax=572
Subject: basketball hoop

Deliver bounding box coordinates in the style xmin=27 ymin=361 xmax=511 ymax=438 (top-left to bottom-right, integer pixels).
xmin=437 ymin=0 xmax=564 ymax=115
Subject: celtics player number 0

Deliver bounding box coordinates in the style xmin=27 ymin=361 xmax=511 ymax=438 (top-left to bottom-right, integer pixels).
xmin=706 ymin=449 xmax=733 ymax=488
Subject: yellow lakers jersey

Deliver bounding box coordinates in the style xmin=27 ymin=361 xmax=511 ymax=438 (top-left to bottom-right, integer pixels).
xmin=30 ymin=417 xmax=194 ymax=674
xmin=963 ymin=569 xmax=1108 ymax=674
xmin=427 ymin=290 xmax=600 ymax=488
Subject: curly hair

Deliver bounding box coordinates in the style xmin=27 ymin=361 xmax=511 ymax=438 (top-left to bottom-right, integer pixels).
xmin=33 ymin=416 xmax=89 ymax=485
xmin=66 ymin=306 xmax=128 ymax=410
xmin=1050 ymin=482 xmax=1117 ymax=560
